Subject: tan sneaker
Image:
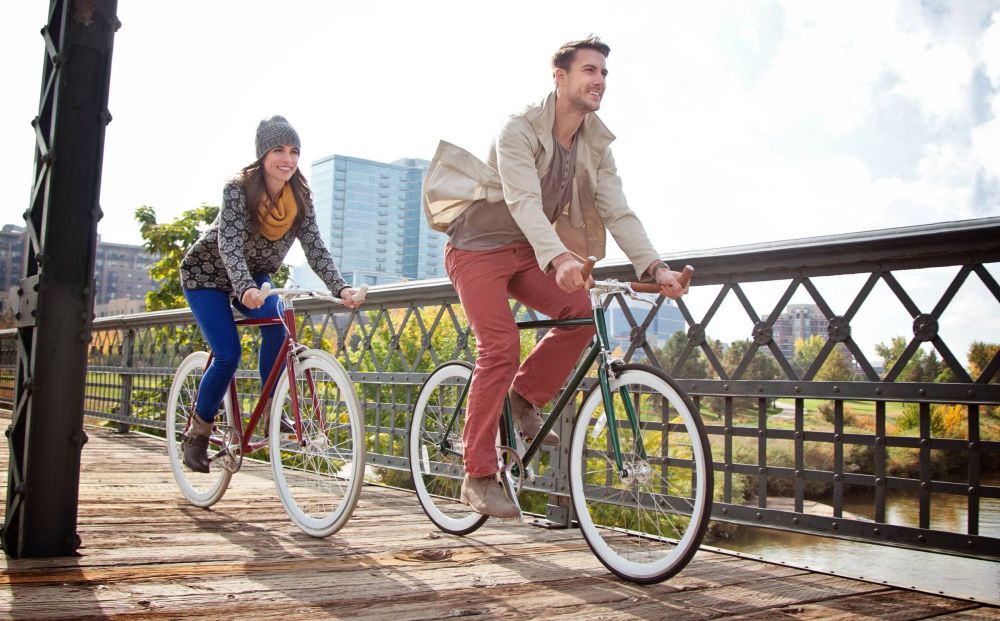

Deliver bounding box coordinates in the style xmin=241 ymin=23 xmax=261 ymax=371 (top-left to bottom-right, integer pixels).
xmin=460 ymin=474 xmax=521 ymax=519
xmin=508 ymin=388 xmax=559 ymax=446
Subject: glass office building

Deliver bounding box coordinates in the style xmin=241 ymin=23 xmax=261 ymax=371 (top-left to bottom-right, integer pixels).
xmin=294 ymin=155 xmax=445 ymax=289
xmin=606 ymin=296 xmax=686 ymax=361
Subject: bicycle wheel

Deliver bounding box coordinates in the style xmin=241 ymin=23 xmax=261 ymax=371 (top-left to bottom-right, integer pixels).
xmin=569 ymin=364 xmax=713 ymax=583
xmin=166 ymin=351 xmax=235 ymax=507
xmin=270 ymin=349 xmax=365 ymax=537
xmin=409 ymin=361 xmax=488 ymax=535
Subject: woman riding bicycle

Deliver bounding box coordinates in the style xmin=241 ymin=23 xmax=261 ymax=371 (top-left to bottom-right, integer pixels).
xmin=178 ymin=115 xmax=363 ymax=473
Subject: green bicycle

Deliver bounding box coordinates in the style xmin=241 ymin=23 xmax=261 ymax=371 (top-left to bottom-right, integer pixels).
xmin=408 ymin=261 xmax=713 ymax=583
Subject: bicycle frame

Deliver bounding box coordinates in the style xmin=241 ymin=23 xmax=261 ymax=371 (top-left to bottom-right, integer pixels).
xmin=201 ymin=303 xmax=310 ymax=457
xmin=438 ymin=291 xmax=646 ymax=477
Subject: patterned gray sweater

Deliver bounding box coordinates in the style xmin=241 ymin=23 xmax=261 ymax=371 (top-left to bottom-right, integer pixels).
xmin=180 ymin=180 xmax=347 ymax=298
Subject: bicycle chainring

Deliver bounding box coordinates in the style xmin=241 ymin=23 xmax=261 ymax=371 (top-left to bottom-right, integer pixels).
xmin=498 ymin=446 xmax=525 ymax=496
xmin=219 ymin=427 xmax=243 ymax=473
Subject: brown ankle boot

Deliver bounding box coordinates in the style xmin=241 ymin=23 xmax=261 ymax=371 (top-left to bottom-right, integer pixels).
xmin=182 ymin=413 xmax=213 ymax=473
xmin=507 ymin=388 xmax=559 ymax=446
xmin=460 ymin=473 xmax=520 ymax=519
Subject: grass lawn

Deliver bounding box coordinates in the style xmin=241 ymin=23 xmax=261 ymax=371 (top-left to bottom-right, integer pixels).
xmin=774 ymin=398 xmax=905 ymax=417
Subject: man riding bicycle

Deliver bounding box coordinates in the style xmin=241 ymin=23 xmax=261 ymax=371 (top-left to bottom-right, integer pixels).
xmin=423 ymin=36 xmax=689 ymax=518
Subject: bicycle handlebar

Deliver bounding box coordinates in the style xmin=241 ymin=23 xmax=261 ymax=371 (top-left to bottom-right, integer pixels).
xmin=581 ymin=255 xmax=693 ymax=295
xmin=257 ymin=282 xmax=369 ymax=306
xmin=630 ymin=265 xmax=693 ymax=293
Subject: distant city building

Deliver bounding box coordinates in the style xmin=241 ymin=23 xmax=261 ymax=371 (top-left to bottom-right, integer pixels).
xmin=767 ymin=303 xmax=829 ymax=359
xmin=93 ymin=240 xmax=158 ymax=306
xmin=0 ymin=223 xmax=157 ymax=316
xmin=94 ymin=297 xmax=147 ymax=318
xmin=0 ymin=224 xmax=28 ymax=297
xmin=293 ymin=154 xmax=445 ymax=289
xmin=605 ymin=297 xmax=686 ymax=361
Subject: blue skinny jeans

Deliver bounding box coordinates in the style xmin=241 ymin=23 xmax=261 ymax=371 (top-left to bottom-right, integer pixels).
xmin=183 ymin=274 xmax=284 ymax=423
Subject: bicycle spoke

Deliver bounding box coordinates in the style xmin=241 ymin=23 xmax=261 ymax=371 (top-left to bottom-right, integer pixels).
xmin=570 ymin=366 xmax=712 ymax=583
xmin=409 ymin=361 xmax=487 ymax=535
xmin=271 ymin=352 xmax=364 ymax=538
xmin=166 ymin=351 xmax=234 ymax=508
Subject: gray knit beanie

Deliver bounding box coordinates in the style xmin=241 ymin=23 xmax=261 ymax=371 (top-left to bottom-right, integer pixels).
xmin=255 ymin=115 xmax=301 ymax=160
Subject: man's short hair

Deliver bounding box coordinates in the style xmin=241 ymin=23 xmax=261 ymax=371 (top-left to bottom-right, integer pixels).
xmin=552 ymin=36 xmax=611 ymax=72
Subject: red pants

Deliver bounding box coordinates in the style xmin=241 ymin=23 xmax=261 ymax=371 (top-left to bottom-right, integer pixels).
xmin=445 ymin=243 xmax=594 ymax=477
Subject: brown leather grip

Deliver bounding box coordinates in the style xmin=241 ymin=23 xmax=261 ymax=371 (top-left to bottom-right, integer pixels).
xmin=630 ymin=265 xmax=694 ymax=294
xmin=581 ymin=256 xmax=597 ymax=282
xmin=630 ymin=282 xmax=662 ymax=293
xmin=678 ymin=265 xmax=694 ymax=288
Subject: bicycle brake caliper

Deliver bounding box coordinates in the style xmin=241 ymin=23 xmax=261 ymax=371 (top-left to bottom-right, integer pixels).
xmin=605 ymin=356 xmax=626 ymax=379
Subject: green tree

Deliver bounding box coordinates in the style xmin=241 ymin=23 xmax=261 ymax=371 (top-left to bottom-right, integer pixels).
xmin=793 ymin=335 xmax=856 ymax=381
xmin=135 ymin=204 xmax=290 ymax=311
xmin=792 ymin=335 xmax=824 ymax=377
xmin=656 ymin=330 xmax=708 ymax=379
xmin=723 ymin=339 xmax=780 ymax=381
xmin=815 ymin=345 xmax=857 ymax=382
xmin=968 ymin=341 xmax=999 ymax=383
xmin=875 ymin=336 xmax=942 ymax=382
xmin=136 ymin=204 xmax=219 ymax=311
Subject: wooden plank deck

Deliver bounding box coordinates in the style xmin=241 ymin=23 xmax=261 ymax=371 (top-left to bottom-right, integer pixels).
xmin=1 ymin=422 xmax=996 ymax=620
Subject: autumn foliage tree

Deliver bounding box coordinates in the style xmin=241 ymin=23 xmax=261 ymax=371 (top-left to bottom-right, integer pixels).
xmin=135 ymin=204 xmax=289 ymax=311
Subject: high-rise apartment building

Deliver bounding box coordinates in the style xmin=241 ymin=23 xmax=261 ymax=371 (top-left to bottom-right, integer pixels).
xmin=294 ymin=154 xmax=445 ymax=289
xmin=767 ymin=303 xmax=830 ymax=359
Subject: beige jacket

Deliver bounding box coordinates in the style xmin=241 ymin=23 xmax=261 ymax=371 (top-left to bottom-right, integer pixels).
xmin=423 ymin=91 xmax=661 ymax=278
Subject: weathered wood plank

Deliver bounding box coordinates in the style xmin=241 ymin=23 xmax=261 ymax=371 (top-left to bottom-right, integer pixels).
xmin=1 ymin=421 xmax=994 ymax=621
xmin=723 ymin=589 xmax=980 ymax=620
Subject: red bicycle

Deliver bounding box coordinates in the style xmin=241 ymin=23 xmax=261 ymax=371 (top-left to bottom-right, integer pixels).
xmin=166 ymin=285 xmax=367 ymax=537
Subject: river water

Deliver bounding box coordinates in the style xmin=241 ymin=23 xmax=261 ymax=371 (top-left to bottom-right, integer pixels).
xmin=713 ymin=482 xmax=1000 ymax=604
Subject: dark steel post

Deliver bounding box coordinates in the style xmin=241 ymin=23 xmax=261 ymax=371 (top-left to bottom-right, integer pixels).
xmin=3 ymin=0 xmax=119 ymax=558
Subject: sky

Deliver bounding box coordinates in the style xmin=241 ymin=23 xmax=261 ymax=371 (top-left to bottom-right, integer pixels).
xmin=2 ymin=1 xmax=999 ymax=364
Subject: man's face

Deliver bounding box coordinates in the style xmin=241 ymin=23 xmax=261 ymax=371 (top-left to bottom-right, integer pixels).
xmin=557 ymin=48 xmax=607 ymax=112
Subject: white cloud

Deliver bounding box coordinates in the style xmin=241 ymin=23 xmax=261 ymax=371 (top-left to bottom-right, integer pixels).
xmin=982 ymin=11 xmax=1000 ymax=87
xmin=3 ymin=0 xmax=998 ymax=361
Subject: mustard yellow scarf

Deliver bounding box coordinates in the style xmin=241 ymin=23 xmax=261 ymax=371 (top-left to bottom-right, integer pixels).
xmin=258 ymin=183 xmax=298 ymax=240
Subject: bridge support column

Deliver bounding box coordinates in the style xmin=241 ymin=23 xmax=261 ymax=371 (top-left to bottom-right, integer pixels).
xmin=3 ymin=0 xmax=119 ymax=558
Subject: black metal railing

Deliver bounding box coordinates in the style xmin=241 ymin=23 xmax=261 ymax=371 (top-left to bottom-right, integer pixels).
xmin=2 ymin=217 xmax=998 ymax=559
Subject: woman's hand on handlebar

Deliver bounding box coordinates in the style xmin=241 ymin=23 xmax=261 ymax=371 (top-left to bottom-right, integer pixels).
xmin=242 ymin=287 xmax=265 ymax=309
xmin=338 ymin=287 xmax=365 ymax=309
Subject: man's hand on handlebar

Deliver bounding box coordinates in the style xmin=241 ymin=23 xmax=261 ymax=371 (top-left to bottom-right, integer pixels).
xmin=553 ymin=253 xmax=594 ymax=293
xmin=653 ymin=265 xmax=690 ymax=300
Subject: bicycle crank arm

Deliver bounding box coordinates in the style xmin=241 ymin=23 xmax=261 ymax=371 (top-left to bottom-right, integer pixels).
xmin=498 ymin=469 xmax=524 ymax=520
